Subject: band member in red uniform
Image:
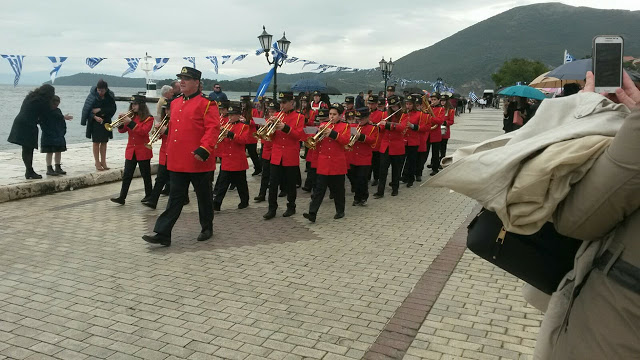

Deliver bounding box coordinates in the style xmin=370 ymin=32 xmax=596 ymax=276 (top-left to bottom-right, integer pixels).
xmin=301 ymin=108 xmax=327 ymax=193
xmin=440 ymin=95 xmax=455 ymax=163
xmin=374 ymin=95 xmax=407 ymax=198
xmin=143 ymin=67 xmax=220 ymax=246
xmin=427 ymin=93 xmax=445 ymax=176
xmin=254 ymin=101 xmax=279 ymax=202
xmin=416 ymin=95 xmax=431 ymax=182
xmin=343 ymin=96 xmax=355 ymax=115
xmin=240 ymin=95 xmax=262 ymax=176
xmin=303 ymin=103 xmax=350 ymax=222
xmin=111 ymin=95 xmax=154 ymax=205
xmin=400 ymin=94 xmax=428 ymax=187
xmin=367 ymin=95 xmax=383 ymax=186
xmin=212 ymin=104 xmax=250 ymax=210
xmin=310 ymin=90 xmax=328 ymax=112
xmin=349 ymin=108 xmax=378 ymax=206
xmin=264 ymin=91 xmax=305 ymax=220
xmin=386 ymin=85 xmax=396 ymax=100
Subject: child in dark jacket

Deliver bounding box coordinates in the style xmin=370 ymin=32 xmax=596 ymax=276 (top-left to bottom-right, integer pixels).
xmin=40 ymin=96 xmax=73 ymax=175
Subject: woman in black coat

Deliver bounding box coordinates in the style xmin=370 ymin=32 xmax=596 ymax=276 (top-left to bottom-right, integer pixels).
xmin=7 ymin=84 xmax=56 ymax=179
xmin=40 ymin=95 xmax=73 ymax=176
xmin=81 ymin=79 xmax=116 ymax=171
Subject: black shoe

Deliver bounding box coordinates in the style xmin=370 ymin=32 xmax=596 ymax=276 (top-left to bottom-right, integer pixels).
xmin=25 ymin=170 xmax=42 ymax=180
xmin=140 ymin=196 xmax=150 ymax=203
xmin=142 ymin=234 xmax=171 ymax=247
xmin=197 ymin=230 xmax=212 ymax=242
xmin=301 ymin=187 xmax=312 ymax=192
xmin=229 ymin=184 xmax=236 ymax=191
xmin=389 ymin=182 xmax=393 ymax=187
xmin=161 ymin=188 xmax=170 ymax=196
xmin=334 ymin=212 xmax=345 ymax=220
xmin=371 ymin=180 xmax=378 ymax=186
xmin=110 ymin=197 xmax=125 ymax=205
xmin=406 ymin=182 xmax=413 ymax=188
xmin=184 ymin=197 xmax=190 ymax=205
xmin=359 ymin=200 xmax=367 ymax=206
xmin=429 ymin=171 xmax=439 ymax=176
xmin=391 ymin=189 xmax=399 ymax=196
xmin=254 ymin=195 xmax=265 ymax=202
xmin=251 ymin=170 xmax=262 ymax=176
xmin=427 ymin=164 xmax=432 ymax=169
xmin=238 ymin=202 xmax=249 ymax=209
xmin=278 ymin=191 xmax=286 ymax=197
xmin=263 ymin=210 xmax=276 ymax=220
xmin=55 ymin=164 xmax=66 ymax=175
xmin=213 ymin=203 xmax=221 ymax=211
xmin=352 ymin=200 xmax=359 ymax=206
xmin=416 ymin=176 xmax=422 ymax=182
xmin=329 ymin=194 xmax=334 ymax=200
xmin=283 ymin=208 xmax=296 ymax=217
xmin=400 ymin=178 xmax=407 ymax=184
xmin=46 ymin=166 xmax=59 ymax=176
xmin=439 ymin=165 xmax=443 ymax=170
xmin=141 ymin=201 xmax=157 ymax=209
xmin=303 ymin=212 xmax=316 ymax=223
xmin=373 ymin=193 xmax=384 ymax=199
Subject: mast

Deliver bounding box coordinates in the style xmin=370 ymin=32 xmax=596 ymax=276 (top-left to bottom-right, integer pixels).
xmin=140 ymin=52 xmax=156 ymax=97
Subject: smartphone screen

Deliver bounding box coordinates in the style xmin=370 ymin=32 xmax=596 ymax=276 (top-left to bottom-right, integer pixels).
xmin=594 ymin=42 xmax=622 ymax=87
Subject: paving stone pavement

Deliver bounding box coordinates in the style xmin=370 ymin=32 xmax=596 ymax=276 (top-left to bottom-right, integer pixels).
xmin=0 ymin=108 xmax=542 ymax=360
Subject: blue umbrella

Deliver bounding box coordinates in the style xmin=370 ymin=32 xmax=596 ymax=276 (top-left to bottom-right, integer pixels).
xmin=498 ymin=85 xmax=546 ymax=100
xmin=290 ymin=79 xmax=327 ymax=92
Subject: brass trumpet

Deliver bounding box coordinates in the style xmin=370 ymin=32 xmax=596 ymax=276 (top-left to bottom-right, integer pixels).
xmin=105 ymin=110 xmax=134 ymax=131
xmin=345 ymin=126 xmax=362 ymax=151
xmin=421 ymin=94 xmax=436 ymax=117
xmin=303 ymin=121 xmax=334 ymax=150
xmin=145 ymin=114 xmax=169 ymax=149
xmin=255 ymin=112 xmax=285 ymax=141
xmin=217 ymin=122 xmax=234 ymax=144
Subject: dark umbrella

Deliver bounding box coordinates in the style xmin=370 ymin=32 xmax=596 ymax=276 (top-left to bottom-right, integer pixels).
xmin=549 ymin=59 xmax=640 ymax=83
xmin=290 ymin=79 xmax=327 ymax=92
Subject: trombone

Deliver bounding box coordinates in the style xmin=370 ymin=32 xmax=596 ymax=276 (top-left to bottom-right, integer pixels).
xmin=217 ymin=122 xmax=234 ymax=144
xmin=303 ymin=121 xmax=334 ymax=150
xmin=345 ymin=125 xmax=362 ymax=151
xmin=105 ymin=110 xmax=134 ymax=131
xmin=255 ymin=112 xmax=285 ymax=141
xmin=145 ymin=114 xmax=169 ymax=149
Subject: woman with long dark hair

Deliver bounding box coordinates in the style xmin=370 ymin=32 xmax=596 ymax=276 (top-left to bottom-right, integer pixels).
xmin=81 ymin=79 xmax=117 ymax=171
xmin=8 ymin=84 xmax=56 ymax=179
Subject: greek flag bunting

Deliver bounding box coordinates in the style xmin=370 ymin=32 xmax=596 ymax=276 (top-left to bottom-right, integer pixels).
xmin=1 ymin=55 xmax=25 ymax=87
xmin=86 ymin=57 xmax=105 ymax=69
xmin=564 ymin=50 xmax=575 ymax=64
xmin=221 ymin=55 xmax=231 ymax=65
xmin=122 ymin=58 xmax=140 ymax=77
xmin=232 ymin=54 xmax=248 ymax=64
xmin=206 ymin=56 xmax=219 ymax=74
xmin=153 ymin=58 xmax=169 ymax=72
xmin=256 ymin=48 xmax=266 ymax=56
xmin=335 ymin=67 xmax=350 ymax=72
xmin=301 ymin=60 xmax=317 ymax=69
xmin=285 ymin=56 xmax=299 ymax=64
xmin=47 ymin=57 xmax=67 ymax=84
xmin=183 ymin=57 xmax=196 ymax=68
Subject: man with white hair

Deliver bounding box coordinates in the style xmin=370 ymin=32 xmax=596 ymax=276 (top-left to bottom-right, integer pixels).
xmin=156 ymin=85 xmax=174 ymax=119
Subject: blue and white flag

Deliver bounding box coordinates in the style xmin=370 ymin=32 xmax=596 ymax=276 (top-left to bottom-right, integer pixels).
xmin=183 ymin=57 xmax=196 ymax=68
xmin=86 ymin=57 xmax=105 ymax=69
xmin=47 ymin=56 xmax=67 ymax=84
xmin=335 ymin=67 xmax=350 ymax=72
xmin=153 ymin=58 xmax=169 ymax=72
xmin=206 ymin=56 xmax=219 ymax=74
xmin=122 ymin=57 xmax=140 ymax=77
xmin=254 ymin=65 xmax=276 ymax=102
xmin=271 ymin=43 xmax=287 ymax=60
xmin=256 ymin=48 xmax=266 ymax=56
xmin=285 ymin=56 xmax=299 ymax=64
xmin=1 ymin=54 xmax=25 ymax=87
xmin=564 ymin=50 xmax=575 ymax=64
xmin=221 ymin=55 xmax=231 ymax=65
xmin=319 ymin=65 xmax=336 ymax=73
xmin=301 ymin=60 xmax=317 ymax=69
xmin=469 ymin=92 xmax=479 ymax=102
xmin=233 ymin=54 xmax=248 ymax=64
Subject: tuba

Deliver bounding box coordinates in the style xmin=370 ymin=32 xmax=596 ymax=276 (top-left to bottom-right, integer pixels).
xmin=145 ymin=114 xmax=170 ymax=149
xmin=105 ymin=110 xmax=134 ymax=131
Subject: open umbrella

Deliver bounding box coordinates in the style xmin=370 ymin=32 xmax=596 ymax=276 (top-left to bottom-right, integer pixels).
xmin=529 ymin=71 xmax=584 ymax=89
xmin=548 ymin=59 xmax=592 ymax=80
xmin=290 ymin=79 xmax=327 ymax=92
xmin=498 ymin=85 xmax=545 ymax=100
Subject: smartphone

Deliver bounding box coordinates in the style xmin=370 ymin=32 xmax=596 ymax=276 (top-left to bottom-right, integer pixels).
xmin=592 ymin=35 xmax=624 ymax=93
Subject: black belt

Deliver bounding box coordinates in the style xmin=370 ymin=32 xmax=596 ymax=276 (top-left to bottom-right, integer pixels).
xmin=594 ymin=250 xmax=640 ymax=295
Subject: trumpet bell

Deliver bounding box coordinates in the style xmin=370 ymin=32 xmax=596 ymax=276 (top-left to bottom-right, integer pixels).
xmin=104 ymin=122 xmax=115 ymax=131
xmin=303 ymin=138 xmax=317 ymax=150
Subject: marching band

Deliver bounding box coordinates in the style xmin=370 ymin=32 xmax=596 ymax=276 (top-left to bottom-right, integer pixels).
xmin=114 ymin=66 xmax=456 ymax=245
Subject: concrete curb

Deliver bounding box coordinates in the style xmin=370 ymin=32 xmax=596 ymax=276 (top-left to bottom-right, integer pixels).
xmin=0 ymin=164 xmax=158 ymax=203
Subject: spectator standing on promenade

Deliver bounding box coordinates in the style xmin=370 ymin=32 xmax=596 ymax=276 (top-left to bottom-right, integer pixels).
xmin=81 ymin=79 xmax=116 ymax=171
xmin=40 ymin=95 xmax=73 ymax=176
xmin=208 ymin=83 xmax=228 ymax=102
xmin=8 ymin=84 xmax=56 ymax=179
xmin=355 ymin=91 xmax=366 ymax=109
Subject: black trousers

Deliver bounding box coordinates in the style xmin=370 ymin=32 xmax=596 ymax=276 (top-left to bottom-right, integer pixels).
xmin=440 ymin=138 xmax=449 ymax=161
xmin=22 ymin=146 xmax=34 ymax=172
xmin=427 ymin=141 xmax=441 ymax=173
xmin=304 ymin=166 xmax=317 ymax=191
xmin=401 ymin=145 xmax=419 ymax=184
xmin=213 ymin=170 xmax=249 ymax=207
xmin=147 ymin=163 xmax=170 ymax=205
xmin=309 ymin=174 xmax=345 ymax=215
xmin=246 ymin=144 xmax=262 ymax=173
xmin=346 ymin=165 xmax=355 ymax=192
xmin=258 ymin=158 xmax=271 ymax=198
xmin=120 ymin=154 xmax=152 ymax=199
xmin=417 ymin=151 xmax=427 ymax=177
xmin=351 ymin=165 xmax=370 ymax=202
xmin=153 ymin=171 xmax=214 ymax=239
xmin=369 ymin=151 xmax=380 ymax=181
xmin=377 ymin=150 xmax=404 ymax=194
xmin=268 ymin=163 xmax=298 ymax=211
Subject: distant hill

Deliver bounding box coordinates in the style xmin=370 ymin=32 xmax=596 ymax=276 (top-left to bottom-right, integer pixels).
xmin=46 ymin=73 xmax=147 ymax=87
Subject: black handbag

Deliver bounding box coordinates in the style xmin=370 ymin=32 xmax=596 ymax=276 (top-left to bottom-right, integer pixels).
xmin=467 ymin=209 xmax=582 ymax=294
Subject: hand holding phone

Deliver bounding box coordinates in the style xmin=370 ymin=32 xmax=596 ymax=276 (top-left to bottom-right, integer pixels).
xmin=592 ymin=35 xmax=624 ymax=94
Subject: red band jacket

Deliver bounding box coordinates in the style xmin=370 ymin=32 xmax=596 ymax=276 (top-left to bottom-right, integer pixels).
xmin=270 ymin=111 xmax=305 ymax=167
xmin=349 ymin=123 xmax=379 ymax=166
xmin=218 ymin=120 xmax=250 ymax=171
xmin=315 ymin=121 xmax=351 ymax=175
xmin=118 ymin=114 xmax=154 ymax=161
xmin=166 ymin=92 xmax=220 ymax=173
xmin=418 ymin=112 xmax=431 ymax=152
xmin=443 ymin=108 xmax=455 ymax=139
xmin=428 ymin=106 xmax=446 ymax=143
xmin=378 ymin=112 xmax=408 ymax=155
xmin=403 ymin=110 xmax=428 ymax=147
xmin=369 ymin=110 xmax=384 ymax=152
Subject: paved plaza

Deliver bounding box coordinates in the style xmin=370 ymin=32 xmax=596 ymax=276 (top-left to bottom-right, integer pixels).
xmin=0 ymin=108 xmax=542 ymax=360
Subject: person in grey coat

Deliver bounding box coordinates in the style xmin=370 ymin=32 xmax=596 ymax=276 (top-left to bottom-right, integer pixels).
xmin=7 ymin=84 xmax=56 ymax=179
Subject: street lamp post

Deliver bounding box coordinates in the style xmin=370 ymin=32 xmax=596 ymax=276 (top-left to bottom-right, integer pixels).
xmin=258 ymin=26 xmax=291 ymax=100
xmin=379 ymin=57 xmax=394 ymax=101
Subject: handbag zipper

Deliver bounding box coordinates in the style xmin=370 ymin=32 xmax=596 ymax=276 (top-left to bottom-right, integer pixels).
xmin=493 ymin=227 xmax=507 ymax=260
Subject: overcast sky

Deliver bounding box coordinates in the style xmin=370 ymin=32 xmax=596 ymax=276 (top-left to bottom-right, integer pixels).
xmin=1 ymin=0 xmax=638 ymax=84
